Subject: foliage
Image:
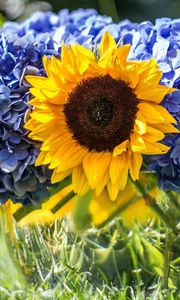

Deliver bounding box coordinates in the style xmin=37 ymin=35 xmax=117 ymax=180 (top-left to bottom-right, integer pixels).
xmin=1 ymin=0 xmax=180 ymax=22
xmin=0 ymin=1 xmax=179 ymax=299
xmin=0 ymin=208 xmax=179 ymax=299
xmin=0 ymin=13 xmax=5 ymax=26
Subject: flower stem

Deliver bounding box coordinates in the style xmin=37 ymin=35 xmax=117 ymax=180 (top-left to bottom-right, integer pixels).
xmin=13 ymin=203 xmax=42 ymax=223
xmin=97 ymin=194 xmax=140 ymax=229
xmin=51 ymin=191 xmax=75 ymax=214
xmin=130 ymin=179 xmax=174 ymax=228
xmin=13 ymin=176 xmax=72 ymax=222
xmin=48 ymin=176 xmax=72 ymax=197
xmin=163 ymin=227 xmax=172 ymax=289
xmin=167 ymin=191 xmax=180 ymax=215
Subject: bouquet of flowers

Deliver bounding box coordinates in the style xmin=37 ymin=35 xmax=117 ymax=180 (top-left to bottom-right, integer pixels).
xmin=0 ymin=9 xmax=179 ymax=230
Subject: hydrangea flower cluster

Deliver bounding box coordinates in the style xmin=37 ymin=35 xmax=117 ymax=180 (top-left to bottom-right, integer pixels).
xmin=0 ymin=9 xmax=127 ymax=205
xmin=0 ymin=9 xmax=179 ymax=205
xmin=129 ymin=18 xmax=180 ymax=192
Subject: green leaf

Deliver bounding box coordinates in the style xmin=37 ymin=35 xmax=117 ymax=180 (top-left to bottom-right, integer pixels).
xmin=0 ymin=14 xmax=5 ymax=27
xmin=133 ymin=233 xmax=144 ymax=257
xmin=97 ymin=0 xmax=119 ymax=21
xmin=168 ymin=278 xmax=176 ymax=289
xmin=141 ymin=237 xmax=164 ymax=268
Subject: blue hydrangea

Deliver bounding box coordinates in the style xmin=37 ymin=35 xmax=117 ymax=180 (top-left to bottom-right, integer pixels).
xmin=0 ymin=9 xmax=179 ymax=205
xmin=128 ymin=18 xmax=180 ymax=193
xmin=149 ymin=134 xmax=180 ymax=193
xmin=0 ymin=9 xmax=124 ymax=205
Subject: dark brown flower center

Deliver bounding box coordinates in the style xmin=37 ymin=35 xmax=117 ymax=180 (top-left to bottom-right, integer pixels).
xmin=86 ymin=98 xmax=113 ymax=127
xmin=64 ymin=75 xmax=138 ymax=152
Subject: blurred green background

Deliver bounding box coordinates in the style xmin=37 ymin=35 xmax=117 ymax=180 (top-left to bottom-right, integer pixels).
xmin=0 ymin=0 xmax=179 ymax=23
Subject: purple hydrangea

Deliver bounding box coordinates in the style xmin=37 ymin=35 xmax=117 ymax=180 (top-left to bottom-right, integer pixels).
xmin=0 ymin=9 xmax=179 ymax=205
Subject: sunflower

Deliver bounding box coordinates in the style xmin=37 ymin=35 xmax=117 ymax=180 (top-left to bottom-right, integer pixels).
xmin=25 ymin=32 xmax=177 ymax=201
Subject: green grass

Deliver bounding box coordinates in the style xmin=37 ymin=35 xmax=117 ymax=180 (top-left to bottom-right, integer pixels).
xmin=0 ymin=211 xmax=179 ymax=300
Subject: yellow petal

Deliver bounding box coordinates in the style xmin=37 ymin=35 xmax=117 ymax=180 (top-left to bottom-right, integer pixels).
xmin=107 ymin=181 xmax=119 ymax=201
xmin=29 ymin=87 xmax=47 ymax=100
xmin=26 ymin=75 xmax=56 ymax=89
xmin=99 ymin=32 xmax=117 ymax=57
xmin=129 ymin=152 xmax=142 ymax=181
xmin=30 ymin=87 xmax=66 ymax=105
xmin=26 ymin=119 xmax=55 ymax=141
xmin=95 ymin=172 xmax=109 ymax=196
xmin=36 ymin=151 xmax=51 ymax=166
xmin=125 ymin=61 xmax=139 ymax=88
xmin=42 ymin=55 xmax=52 ymax=78
xmin=75 ymin=44 xmax=95 ymax=61
xmin=98 ymin=47 xmax=116 ymax=69
xmin=41 ymin=131 xmax=69 ymax=152
xmin=118 ymin=152 xmax=129 ymax=190
xmin=113 ymin=140 xmax=128 ymax=157
xmin=51 ymin=169 xmax=72 ymax=184
xmin=132 ymin=58 xmax=176 ymax=103
xmin=50 ymin=55 xmax=70 ymax=85
xmin=136 ymin=85 xmax=176 ymax=104
xmin=141 ymin=141 xmax=170 ymax=155
xmin=135 ymin=59 xmax=162 ymax=88
xmin=143 ymin=126 xmax=165 ymax=143
xmin=83 ymin=152 xmax=111 ymax=189
xmin=131 ymin=132 xmax=146 ymax=152
xmin=51 ymin=146 xmax=87 ymax=172
xmin=30 ymin=109 xmax=54 ymax=123
xmin=61 ymin=42 xmax=74 ymax=66
xmin=116 ymin=44 xmax=131 ymax=62
xmin=108 ymin=62 xmax=128 ymax=82
xmin=152 ymin=123 xmax=179 ymax=133
xmin=72 ymin=165 xmax=90 ymax=196
xmin=134 ymin=111 xmax=147 ymax=135
xmin=138 ymin=102 xmax=176 ymax=124
xmin=110 ymin=153 xmax=127 ymax=184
